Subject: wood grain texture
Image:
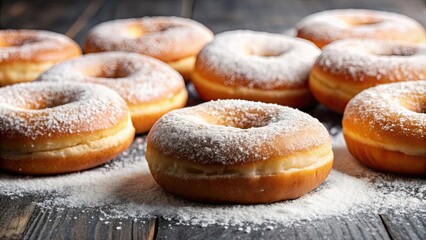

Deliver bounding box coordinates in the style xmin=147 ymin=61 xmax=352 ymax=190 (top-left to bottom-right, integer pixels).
xmin=0 ymin=0 xmax=91 ymax=33
xmin=0 ymin=195 xmax=38 ymax=240
xmin=193 ymin=0 xmax=426 ymax=34
xmin=22 ymin=206 xmax=156 ymax=240
xmin=156 ymin=214 xmax=392 ymax=240
xmin=380 ymin=211 xmax=426 ymax=240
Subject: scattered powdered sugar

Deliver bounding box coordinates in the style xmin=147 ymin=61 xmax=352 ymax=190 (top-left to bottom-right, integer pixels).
xmin=316 ymin=39 xmax=426 ymax=81
xmin=296 ymin=9 xmax=425 ymax=44
xmin=0 ymin=29 xmax=79 ymax=61
xmin=85 ymin=16 xmax=213 ymax=62
xmin=38 ymin=52 xmax=184 ymax=104
xmin=148 ymin=100 xmax=329 ymax=164
xmin=0 ymin=82 xmax=127 ymax=140
xmin=195 ymin=30 xmax=320 ymax=89
xmin=0 ymin=125 xmax=424 ymax=228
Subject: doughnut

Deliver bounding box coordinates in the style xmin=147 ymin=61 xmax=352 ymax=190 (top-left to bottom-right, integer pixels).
xmin=310 ymin=39 xmax=426 ymax=113
xmin=296 ymin=9 xmax=426 ymax=48
xmin=343 ymin=81 xmax=426 ymax=175
xmin=0 ymin=30 xmax=82 ymax=86
xmin=191 ymin=30 xmax=321 ymax=108
xmin=38 ymin=52 xmax=187 ymax=133
xmin=146 ymin=100 xmax=333 ymax=204
xmin=84 ymin=16 xmax=213 ymax=80
xmin=0 ymin=82 xmax=135 ymax=175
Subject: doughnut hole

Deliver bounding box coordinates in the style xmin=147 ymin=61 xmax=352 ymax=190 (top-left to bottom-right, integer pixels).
xmin=126 ymin=22 xmax=179 ymax=39
xmin=126 ymin=23 xmax=145 ymax=39
xmin=13 ymin=91 xmax=79 ymax=110
xmin=340 ymin=16 xmax=382 ymax=26
xmin=245 ymin=42 xmax=289 ymax=58
xmin=0 ymin=36 xmax=40 ymax=48
xmin=361 ymin=44 xmax=419 ymax=57
xmin=201 ymin=109 xmax=275 ymax=129
xmin=400 ymin=94 xmax=426 ymax=114
xmin=85 ymin=62 xmax=133 ymax=79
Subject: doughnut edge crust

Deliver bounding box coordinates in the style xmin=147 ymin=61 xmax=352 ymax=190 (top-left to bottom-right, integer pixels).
xmin=0 ymin=82 xmax=135 ymax=175
xmin=146 ymin=100 xmax=333 ymax=203
xmin=0 ymin=30 xmax=82 ymax=86
xmin=342 ymin=81 xmax=426 ymax=175
xmin=296 ymin=9 xmax=426 ymax=48
xmin=309 ymin=40 xmax=426 ymax=113
xmin=192 ymin=30 xmax=320 ymax=108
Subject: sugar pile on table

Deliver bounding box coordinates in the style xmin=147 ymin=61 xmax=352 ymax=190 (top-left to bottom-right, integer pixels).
xmin=0 ymin=132 xmax=424 ymax=228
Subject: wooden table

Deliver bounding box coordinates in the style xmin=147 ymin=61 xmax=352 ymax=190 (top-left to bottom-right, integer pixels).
xmin=1 ymin=0 xmax=425 ymax=239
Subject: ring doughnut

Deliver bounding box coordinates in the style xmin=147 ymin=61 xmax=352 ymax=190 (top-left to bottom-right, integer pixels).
xmin=38 ymin=52 xmax=188 ymax=133
xmin=191 ymin=30 xmax=320 ymax=108
xmin=296 ymin=9 xmax=426 ymax=48
xmin=0 ymin=30 xmax=82 ymax=86
xmin=0 ymin=82 xmax=135 ymax=175
xmin=84 ymin=16 xmax=213 ymax=80
xmin=146 ymin=100 xmax=333 ymax=204
xmin=310 ymin=39 xmax=426 ymax=113
xmin=343 ymin=81 xmax=426 ymax=175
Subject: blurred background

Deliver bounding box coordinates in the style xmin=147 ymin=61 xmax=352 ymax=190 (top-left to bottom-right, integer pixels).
xmin=1 ymin=0 xmax=425 ymax=45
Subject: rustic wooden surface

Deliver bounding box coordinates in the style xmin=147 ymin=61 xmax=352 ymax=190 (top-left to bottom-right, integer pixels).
xmin=1 ymin=0 xmax=426 ymax=239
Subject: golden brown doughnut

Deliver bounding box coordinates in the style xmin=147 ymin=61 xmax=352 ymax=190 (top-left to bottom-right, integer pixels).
xmin=146 ymin=100 xmax=333 ymax=204
xmin=0 ymin=30 xmax=82 ymax=86
xmin=296 ymin=9 xmax=426 ymax=48
xmin=0 ymin=82 xmax=135 ymax=175
xmin=343 ymin=81 xmax=426 ymax=175
xmin=38 ymin=52 xmax=187 ymax=133
xmin=310 ymin=40 xmax=426 ymax=113
xmin=191 ymin=30 xmax=320 ymax=108
xmin=84 ymin=16 xmax=213 ymax=80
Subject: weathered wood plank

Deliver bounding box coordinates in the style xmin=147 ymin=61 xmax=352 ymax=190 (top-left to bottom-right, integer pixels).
xmin=380 ymin=210 xmax=426 ymax=240
xmin=0 ymin=0 xmax=91 ymax=33
xmin=192 ymin=0 xmax=426 ymax=34
xmin=22 ymin=205 xmax=156 ymax=240
xmin=73 ymin=0 xmax=183 ymax=47
xmin=156 ymin=213 xmax=391 ymax=240
xmin=0 ymin=195 xmax=38 ymax=240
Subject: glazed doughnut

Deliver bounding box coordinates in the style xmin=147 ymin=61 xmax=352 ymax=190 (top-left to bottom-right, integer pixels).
xmin=192 ymin=30 xmax=320 ymax=108
xmin=84 ymin=16 xmax=213 ymax=80
xmin=310 ymin=39 xmax=426 ymax=113
xmin=146 ymin=100 xmax=333 ymax=204
xmin=0 ymin=82 xmax=135 ymax=175
xmin=38 ymin=52 xmax=187 ymax=133
xmin=296 ymin=9 xmax=426 ymax=48
xmin=0 ymin=30 xmax=82 ymax=86
xmin=343 ymin=81 xmax=426 ymax=175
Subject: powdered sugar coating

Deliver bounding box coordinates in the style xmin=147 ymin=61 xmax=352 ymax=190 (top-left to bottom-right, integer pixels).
xmin=296 ymin=9 xmax=426 ymax=45
xmin=85 ymin=16 xmax=213 ymax=62
xmin=0 ymin=29 xmax=80 ymax=62
xmin=315 ymin=39 xmax=426 ymax=81
xmin=38 ymin=52 xmax=185 ymax=104
xmin=344 ymin=81 xmax=426 ymax=141
xmin=148 ymin=100 xmax=330 ymax=165
xmin=0 ymin=82 xmax=128 ymax=141
xmin=195 ymin=30 xmax=320 ymax=90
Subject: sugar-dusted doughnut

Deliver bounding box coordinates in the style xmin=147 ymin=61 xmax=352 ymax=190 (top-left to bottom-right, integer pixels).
xmin=84 ymin=17 xmax=213 ymax=80
xmin=343 ymin=81 xmax=426 ymax=175
xmin=38 ymin=52 xmax=187 ymax=133
xmin=297 ymin=9 xmax=426 ymax=48
xmin=0 ymin=82 xmax=135 ymax=175
xmin=192 ymin=30 xmax=320 ymax=108
xmin=0 ymin=30 xmax=82 ymax=86
xmin=146 ymin=100 xmax=333 ymax=203
xmin=310 ymin=39 xmax=426 ymax=113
